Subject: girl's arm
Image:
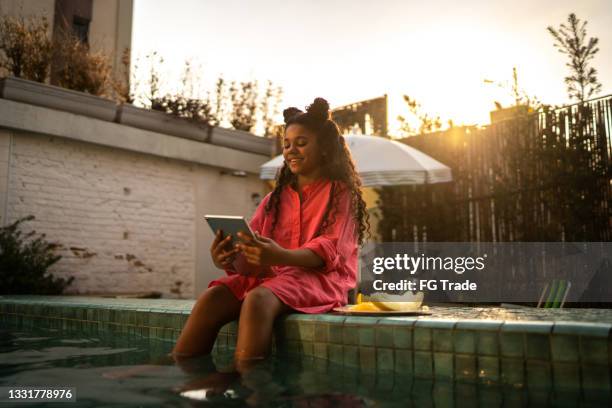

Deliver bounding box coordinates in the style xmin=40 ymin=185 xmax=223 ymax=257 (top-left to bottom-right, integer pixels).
xmin=298 ymin=186 xmax=357 ymax=274
xmin=237 ymin=185 xmax=356 ymax=273
xmin=237 ymin=232 xmax=324 ymax=268
xmin=279 ymin=247 xmax=325 ymax=268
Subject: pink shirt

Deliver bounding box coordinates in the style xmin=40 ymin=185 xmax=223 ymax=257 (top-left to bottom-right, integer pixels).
xmin=208 ymin=178 xmax=358 ymax=313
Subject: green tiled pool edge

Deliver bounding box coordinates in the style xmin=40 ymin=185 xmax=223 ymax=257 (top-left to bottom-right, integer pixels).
xmin=1 ymin=295 xmax=611 ymax=392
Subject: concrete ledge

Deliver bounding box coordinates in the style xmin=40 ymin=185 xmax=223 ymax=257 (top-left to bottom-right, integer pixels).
xmin=118 ymin=105 xmax=274 ymax=156
xmin=1 ymin=295 xmax=611 ymax=391
xmin=0 ymin=76 xmax=118 ymax=122
xmin=0 ymin=98 xmax=268 ymax=173
xmin=0 ymin=77 xmax=276 ymax=157
xmin=210 ymin=126 xmax=275 ymax=156
xmin=117 ymin=104 xmax=211 ymax=144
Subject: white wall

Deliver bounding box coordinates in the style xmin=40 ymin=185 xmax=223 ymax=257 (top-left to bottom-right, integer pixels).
xmin=0 ymin=129 xmax=266 ymax=298
xmin=0 ymin=94 xmax=272 ymax=299
xmin=0 ymin=130 xmax=11 ymax=226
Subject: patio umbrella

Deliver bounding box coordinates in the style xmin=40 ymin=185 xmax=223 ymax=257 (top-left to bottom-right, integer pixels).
xmin=260 ymin=134 xmax=452 ymax=186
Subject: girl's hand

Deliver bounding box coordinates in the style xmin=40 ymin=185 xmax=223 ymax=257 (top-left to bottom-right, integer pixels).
xmin=210 ymin=230 xmax=240 ymax=270
xmin=236 ymin=231 xmax=286 ymax=266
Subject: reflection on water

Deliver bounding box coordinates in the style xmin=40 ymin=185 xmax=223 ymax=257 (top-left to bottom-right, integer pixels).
xmin=1 ymin=326 xmax=610 ymax=407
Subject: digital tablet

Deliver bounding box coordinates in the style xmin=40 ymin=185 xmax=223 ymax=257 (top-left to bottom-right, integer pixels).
xmin=204 ymin=215 xmax=255 ymax=246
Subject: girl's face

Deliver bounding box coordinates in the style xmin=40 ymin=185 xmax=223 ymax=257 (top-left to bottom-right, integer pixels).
xmin=283 ymin=124 xmax=323 ymax=180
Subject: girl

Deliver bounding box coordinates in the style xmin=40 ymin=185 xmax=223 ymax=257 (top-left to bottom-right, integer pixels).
xmin=172 ymin=97 xmax=369 ymax=367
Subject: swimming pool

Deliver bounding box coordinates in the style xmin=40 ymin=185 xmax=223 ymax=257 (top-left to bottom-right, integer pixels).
xmin=2 ymin=296 xmax=612 ymax=406
xmin=2 ymin=324 xmax=611 ymax=407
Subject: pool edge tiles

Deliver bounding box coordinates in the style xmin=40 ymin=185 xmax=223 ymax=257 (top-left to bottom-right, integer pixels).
xmin=1 ymin=295 xmax=611 ymax=392
xmin=0 ymin=295 xmax=193 ymax=344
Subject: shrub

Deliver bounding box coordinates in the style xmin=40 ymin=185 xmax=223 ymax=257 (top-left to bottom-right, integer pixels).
xmin=111 ymin=47 xmax=132 ymax=103
xmin=0 ymin=15 xmax=53 ymax=82
xmin=0 ymin=215 xmax=73 ymax=294
xmin=0 ymin=14 xmax=117 ymax=99
xmin=52 ymin=30 xmax=114 ymax=97
xmin=152 ymin=94 xmax=215 ymax=125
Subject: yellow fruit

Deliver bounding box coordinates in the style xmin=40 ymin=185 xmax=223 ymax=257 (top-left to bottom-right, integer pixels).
xmin=374 ymin=301 xmax=421 ymax=311
xmin=348 ymin=302 xmax=383 ymax=312
xmin=371 ymin=301 xmax=394 ymax=311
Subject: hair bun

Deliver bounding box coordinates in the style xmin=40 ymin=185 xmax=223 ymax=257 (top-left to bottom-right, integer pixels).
xmin=306 ymin=97 xmax=330 ymax=123
xmin=283 ymin=107 xmax=303 ymax=124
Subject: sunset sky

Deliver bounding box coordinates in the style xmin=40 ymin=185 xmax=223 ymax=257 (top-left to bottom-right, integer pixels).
xmin=131 ymin=0 xmax=612 ymax=133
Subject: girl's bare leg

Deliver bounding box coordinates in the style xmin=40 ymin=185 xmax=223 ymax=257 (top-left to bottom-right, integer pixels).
xmin=173 ymin=284 xmax=242 ymax=360
xmin=234 ymin=286 xmax=291 ymax=371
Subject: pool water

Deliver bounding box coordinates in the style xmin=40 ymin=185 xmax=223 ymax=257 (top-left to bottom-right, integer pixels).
xmin=1 ymin=326 xmax=610 ymax=407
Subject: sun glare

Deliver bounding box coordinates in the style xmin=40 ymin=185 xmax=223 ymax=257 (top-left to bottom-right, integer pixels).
xmin=373 ymin=19 xmax=571 ymax=129
xmin=374 ymin=23 xmax=519 ymax=128
xmin=131 ymin=2 xmax=609 ymax=133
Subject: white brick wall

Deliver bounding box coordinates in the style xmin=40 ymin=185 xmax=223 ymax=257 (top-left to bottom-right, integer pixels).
xmin=7 ymin=132 xmax=200 ymax=297
xmin=0 ymin=99 xmax=272 ymax=298
xmin=0 ymin=130 xmax=11 ymax=226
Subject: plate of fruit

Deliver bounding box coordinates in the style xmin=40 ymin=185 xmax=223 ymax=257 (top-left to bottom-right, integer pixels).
xmin=333 ymin=292 xmax=430 ymax=316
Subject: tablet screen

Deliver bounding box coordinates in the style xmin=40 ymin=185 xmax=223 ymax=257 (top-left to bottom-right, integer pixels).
xmin=204 ymin=215 xmax=254 ymax=245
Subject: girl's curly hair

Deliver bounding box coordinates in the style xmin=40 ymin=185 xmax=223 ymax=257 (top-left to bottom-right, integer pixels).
xmin=265 ymin=97 xmax=370 ymax=245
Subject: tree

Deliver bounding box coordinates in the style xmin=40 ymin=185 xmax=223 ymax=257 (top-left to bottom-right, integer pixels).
xmin=137 ymin=51 xmax=164 ymax=109
xmin=229 ymin=80 xmax=258 ymax=132
xmin=259 ymin=80 xmax=283 ymax=137
xmin=484 ymin=67 xmax=541 ymax=111
xmin=397 ymin=95 xmax=442 ymax=137
xmin=547 ymin=13 xmax=602 ymax=102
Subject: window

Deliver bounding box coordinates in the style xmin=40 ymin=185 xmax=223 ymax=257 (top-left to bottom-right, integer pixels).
xmin=72 ymin=16 xmax=90 ymax=44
